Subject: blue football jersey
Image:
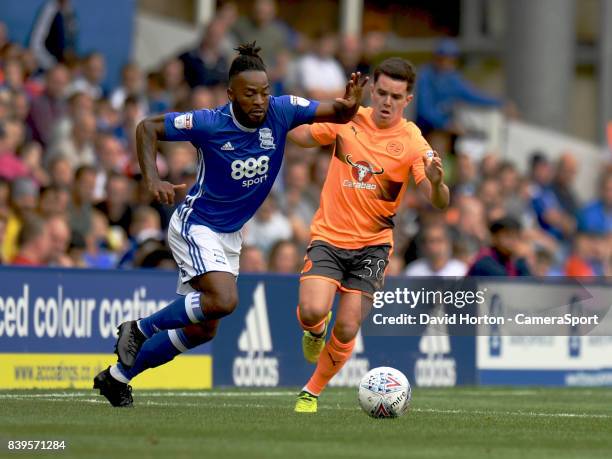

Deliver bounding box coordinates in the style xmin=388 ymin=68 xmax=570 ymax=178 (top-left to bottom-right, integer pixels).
xmin=164 ymin=95 xmax=319 ymax=233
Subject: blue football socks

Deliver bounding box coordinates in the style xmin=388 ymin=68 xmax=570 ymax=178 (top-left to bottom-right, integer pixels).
xmin=137 ymin=292 xmax=204 ymax=338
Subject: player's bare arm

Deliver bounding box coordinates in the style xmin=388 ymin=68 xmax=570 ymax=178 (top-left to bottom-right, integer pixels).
xmin=287 ymin=124 xmax=321 ymax=148
xmin=312 ymin=72 xmax=368 ymax=123
xmin=136 ymin=115 xmax=186 ymax=206
xmin=418 ymin=150 xmax=449 ymax=209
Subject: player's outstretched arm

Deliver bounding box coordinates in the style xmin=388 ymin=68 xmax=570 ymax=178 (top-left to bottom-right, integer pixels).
xmin=418 ymin=151 xmax=449 ymax=209
xmin=136 ymin=115 xmax=186 ymax=205
xmin=288 ymin=125 xmax=321 ymax=148
xmin=312 ymin=72 xmax=369 ymax=123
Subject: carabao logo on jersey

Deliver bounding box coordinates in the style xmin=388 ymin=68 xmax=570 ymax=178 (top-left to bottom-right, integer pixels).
xmin=259 ymin=128 xmax=275 ymax=150
xmin=342 ymin=154 xmax=384 ymax=191
xmin=232 ymin=283 xmax=279 ymax=386
xmin=329 ymin=330 xmax=369 ymax=387
xmin=414 ymin=307 xmax=457 ymax=387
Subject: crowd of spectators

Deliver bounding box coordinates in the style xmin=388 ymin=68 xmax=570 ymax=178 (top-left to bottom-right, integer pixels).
xmin=0 ymin=0 xmax=610 ymax=278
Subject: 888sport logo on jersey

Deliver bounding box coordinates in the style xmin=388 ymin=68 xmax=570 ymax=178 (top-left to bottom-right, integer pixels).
xmin=231 ymin=155 xmax=270 ymax=188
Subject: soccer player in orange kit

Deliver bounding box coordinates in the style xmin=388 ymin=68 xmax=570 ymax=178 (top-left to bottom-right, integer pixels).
xmin=288 ymin=57 xmax=449 ymax=412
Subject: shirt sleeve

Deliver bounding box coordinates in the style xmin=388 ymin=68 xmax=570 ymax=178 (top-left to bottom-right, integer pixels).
xmin=275 ymin=95 xmax=320 ymax=130
xmin=163 ymin=110 xmax=213 ymax=142
xmin=407 ymin=124 xmax=433 ymax=185
xmin=310 ymin=122 xmax=340 ymax=146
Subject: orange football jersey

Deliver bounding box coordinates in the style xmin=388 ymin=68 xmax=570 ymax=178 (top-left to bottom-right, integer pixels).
xmin=309 ymin=106 xmax=432 ymax=249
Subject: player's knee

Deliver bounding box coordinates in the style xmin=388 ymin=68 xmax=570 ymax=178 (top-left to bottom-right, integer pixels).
xmin=203 ymin=291 xmax=238 ymax=319
xmin=298 ymin=300 xmax=329 ymax=326
xmin=332 ymin=321 xmax=360 ymax=344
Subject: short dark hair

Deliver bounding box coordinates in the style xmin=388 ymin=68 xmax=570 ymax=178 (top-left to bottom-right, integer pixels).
xmin=229 ymin=42 xmax=266 ymax=79
xmin=373 ymin=57 xmax=416 ymax=93
xmin=490 ymin=216 xmax=522 ymax=234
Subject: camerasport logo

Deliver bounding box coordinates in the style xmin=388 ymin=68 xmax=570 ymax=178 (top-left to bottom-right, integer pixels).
xmin=232 ymin=283 xmax=279 ymax=386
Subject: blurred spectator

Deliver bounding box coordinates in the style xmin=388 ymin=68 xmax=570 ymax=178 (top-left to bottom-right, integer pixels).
xmin=68 ymin=52 xmax=105 ymax=100
xmin=118 ymin=205 xmax=163 ymax=268
xmin=93 ymin=133 xmax=129 ymax=200
xmin=1 ymin=58 xmax=26 ymax=92
xmin=467 ymin=217 xmax=531 ymax=276
xmin=405 ymin=224 xmax=467 ymax=276
xmin=0 ymin=121 xmax=29 ymax=181
xmin=48 ymin=155 xmax=74 ymax=187
xmin=95 ymin=172 xmax=133 ymax=233
xmin=161 ymin=58 xmax=189 ymax=109
xmin=134 ymin=240 xmax=175 ymax=269
xmin=532 ymin=247 xmax=557 ymax=277
xmin=190 ymin=86 xmax=215 ymax=110
xmin=268 ymin=239 xmax=299 ymax=273
xmin=232 ymin=0 xmax=290 ymax=83
xmin=290 ymin=30 xmax=345 ymax=99
xmin=39 ymin=184 xmax=70 ymax=217
xmin=2 ymin=178 xmax=40 ymax=263
xmin=179 ymin=19 xmax=229 ymax=89
xmin=452 ymin=153 xmax=478 ymax=196
xmin=26 ymin=63 xmax=69 ymax=147
xmin=11 ymin=214 xmax=51 ymax=266
xmin=146 ymin=71 xmax=171 ymax=114
xmin=451 ymin=194 xmax=488 ymax=258
xmin=51 ymin=91 xmax=94 ymax=146
xmin=244 ymin=195 xmax=292 ymax=255
xmin=0 ymin=178 xmax=9 ymax=216
xmin=551 ymin=153 xmax=579 ymax=217
xmin=240 ymin=245 xmax=267 ymax=273
xmin=477 ymin=177 xmax=506 ymax=223
xmin=578 ymin=173 xmax=612 ymax=235
xmin=109 ymin=62 xmax=146 ymax=112
xmin=30 ymin=0 xmax=78 ymax=69
xmin=19 ymin=141 xmax=48 ymax=186
xmin=337 ymin=34 xmax=369 ymax=78
xmin=46 ymin=213 xmax=72 ymax=266
xmin=83 ymin=209 xmax=116 ymax=268
xmin=529 ymin=152 xmax=576 ymax=241
xmin=564 ymin=233 xmax=601 ymax=276
xmin=48 ymin=110 xmax=96 ymax=167
xmin=415 ymin=39 xmax=504 ymax=135
xmin=278 ymin=161 xmax=316 ymax=245
xmin=68 ymin=165 xmax=96 ymax=240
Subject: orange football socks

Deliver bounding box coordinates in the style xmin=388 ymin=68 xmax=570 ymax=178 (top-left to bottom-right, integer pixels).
xmin=304 ymin=330 xmax=356 ymax=396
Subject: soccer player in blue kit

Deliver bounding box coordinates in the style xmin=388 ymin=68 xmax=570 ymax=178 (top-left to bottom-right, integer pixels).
xmin=93 ymin=43 xmax=367 ymax=406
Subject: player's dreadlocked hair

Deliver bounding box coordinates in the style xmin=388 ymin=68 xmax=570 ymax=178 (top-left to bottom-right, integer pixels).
xmin=229 ymin=42 xmax=266 ymax=79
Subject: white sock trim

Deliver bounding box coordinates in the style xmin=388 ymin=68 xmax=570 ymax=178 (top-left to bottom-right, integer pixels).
xmin=168 ymin=329 xmax=188 ymax=353
xmin=110 ymin=364 xmax=130 ymax=384
xmin=184 ymin=292 xmax=200 ymax=323
xmin=302 ymin=385 xmax=319 ymax=397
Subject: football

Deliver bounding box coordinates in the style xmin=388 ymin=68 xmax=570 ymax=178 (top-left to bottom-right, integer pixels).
xmin=358 ymin=367 xmax=412 ymax=418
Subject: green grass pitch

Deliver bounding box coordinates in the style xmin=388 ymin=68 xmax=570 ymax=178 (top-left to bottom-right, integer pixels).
xmin=1 ymin=387 xmax=611 ymax=458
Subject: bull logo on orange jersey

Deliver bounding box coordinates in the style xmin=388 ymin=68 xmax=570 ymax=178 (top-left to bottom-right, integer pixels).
xmin=346 ymin=155 xmax=384 ymax=183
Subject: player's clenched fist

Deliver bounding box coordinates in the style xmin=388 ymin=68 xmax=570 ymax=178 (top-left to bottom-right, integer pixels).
xmin=148 ymin=180 xmax=186 ymax=205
